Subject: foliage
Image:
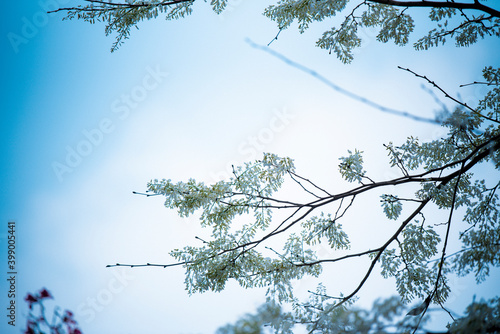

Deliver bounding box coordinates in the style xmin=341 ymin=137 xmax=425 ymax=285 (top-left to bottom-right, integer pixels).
xmin=447 ymin=297 xmax=500 ymax=334
xmin=107 ymin=69 xmax=499 ymax=331
xmin=218 ymin=296 xmax=500 ymax=334
xmin=107 ymin=70 xmax=499 ymax=329
xmin=217 ymin=296 xmax=427 ymax=333
xmin=24 ymin=288 xmax=83 ymax=334
xmin=52 ymin=0 xmax=500 ymax=332
xmin=216 ymin=300 xmax=295 ymax=334
xmin=50 ymin=1 xmax=500 ymax=57
xmin=54 ymin=0 xmax=196 ymax=52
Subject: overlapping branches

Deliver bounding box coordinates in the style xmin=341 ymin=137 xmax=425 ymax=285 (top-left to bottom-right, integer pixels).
xmin=102 ymin=62 xmax=500 ymax=331
xmin=265 ymin=0 xmax=500 ymax=63
xmin=107 ymin=129 xmax=499 ymax=327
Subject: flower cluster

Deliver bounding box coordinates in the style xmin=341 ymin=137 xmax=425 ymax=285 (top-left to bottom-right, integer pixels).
xmin=24 ymin=288 xmax=51 ymax=310
xmin=24 ymin=288 xmax=83 ymax=334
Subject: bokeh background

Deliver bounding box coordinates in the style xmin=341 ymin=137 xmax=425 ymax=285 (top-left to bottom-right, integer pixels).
xmin=1 ymin=1 xmax=499 ymax=333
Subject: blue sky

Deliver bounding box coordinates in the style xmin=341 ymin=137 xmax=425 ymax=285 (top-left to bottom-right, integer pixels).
xmin=1 ymin=1 xmax=500 ymax=333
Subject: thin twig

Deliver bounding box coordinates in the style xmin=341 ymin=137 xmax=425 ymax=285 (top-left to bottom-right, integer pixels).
xmin=399 ymin=66 xmax=500 ymax=124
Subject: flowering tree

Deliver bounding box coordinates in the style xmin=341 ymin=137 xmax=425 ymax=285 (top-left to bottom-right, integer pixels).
xmin=24 ymin=288 xmax=83 ymax=334
xmin=51 ymin=0 xmax=500 ymax=332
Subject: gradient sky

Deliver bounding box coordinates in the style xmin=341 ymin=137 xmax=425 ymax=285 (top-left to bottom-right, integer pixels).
xmin=1 ymin=1 xmax=500 ymax=333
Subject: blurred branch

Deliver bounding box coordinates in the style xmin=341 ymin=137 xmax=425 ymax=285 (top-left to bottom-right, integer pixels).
xmin=246 ymin=38 xmax=441 ymax=125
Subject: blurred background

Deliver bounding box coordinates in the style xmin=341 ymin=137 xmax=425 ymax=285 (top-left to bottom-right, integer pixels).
xmin=1 ymin=0 xmax=499 ymax=333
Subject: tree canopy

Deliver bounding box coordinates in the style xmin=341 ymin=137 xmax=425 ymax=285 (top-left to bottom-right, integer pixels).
xmin=51 ymin=0 xmax=500 ymax=56
xmin=51 ymin=0 xmax=500 ymax=333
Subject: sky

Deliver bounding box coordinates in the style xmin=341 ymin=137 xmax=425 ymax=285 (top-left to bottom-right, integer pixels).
xmin=1 ymin=0 xmax=500 ymax=333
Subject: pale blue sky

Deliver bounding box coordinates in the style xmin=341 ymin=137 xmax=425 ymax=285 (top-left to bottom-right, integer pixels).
xmin=1 ymin=1 xmax=500 ymax=333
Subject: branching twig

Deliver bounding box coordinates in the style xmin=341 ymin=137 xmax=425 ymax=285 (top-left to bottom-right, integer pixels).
xmin=268 ymin=28 xmax=283 ymax=46
xmin=399 ymin=66 xmax=500 ymax=124
xmin=48 ymin=0 xmax=194 ymax=13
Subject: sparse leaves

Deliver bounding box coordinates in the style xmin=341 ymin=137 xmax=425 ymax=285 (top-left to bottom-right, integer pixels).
xmin=58 ymin=0 xmax=195 ymax=52
xmin=210 ymin=0 xmax=227 ymax=14
xmin=415 ymin=15 xmax=500 ymax=51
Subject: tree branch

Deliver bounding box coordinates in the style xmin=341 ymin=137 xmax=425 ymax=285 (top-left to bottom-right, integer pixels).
xmin=246 ymin=38 xmax=441 ymax=125
xmin=48 ymin=0 xmax=194 ymax=13
xmin=367 ymin=0 xmax=500 ymax=18
xmin=110 ymin=132 xmax=500 ymax=271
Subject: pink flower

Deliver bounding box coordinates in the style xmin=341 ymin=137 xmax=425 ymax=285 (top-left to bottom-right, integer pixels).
xmin=24 ymin=319 xmax=36 ymax=334
xmin=24 ymin=294 xmax=37 ymax=302
xmin=39 ymin=288 xmax=52 ymax=299
xmin=24 ymin=294 xmax=38 ymax=309
xmin=63 ymin=310 xmax=76 ymax=324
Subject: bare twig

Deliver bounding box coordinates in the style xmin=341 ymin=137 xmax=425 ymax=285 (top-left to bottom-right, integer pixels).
xmin=399 ymin=66 xmax=500 ymax=124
